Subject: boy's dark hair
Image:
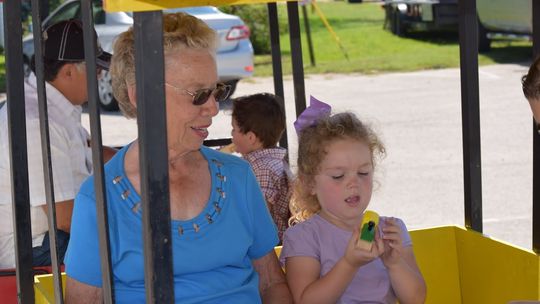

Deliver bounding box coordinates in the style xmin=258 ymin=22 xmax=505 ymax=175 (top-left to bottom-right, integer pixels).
xmin=523 ymin=55 xmax=540 ymax=101
xmin=232 ymin=93 xmax=285 ymax=148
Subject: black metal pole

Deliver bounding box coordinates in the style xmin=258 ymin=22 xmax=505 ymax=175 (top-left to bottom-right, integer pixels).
xmin=268 ymin=3 xmax=289 ymax=152
xmin=4 ymin=0 xmax=35 ymax=302
xmin=40 ymin=0 xmax=49 ymax=22
xmin=133 ymin=11 xmax=174 ymax=303
xmin=81 ymin=0 xmax=115 ymax=301
xmin=302 ymin=5 xmax=315 ymax=67
xmin=458 ymin=0 xmax=482 ymax=232
xmin=287 ymin=1 xmax=307 ymax=118
xmin=30 ymin=0 xmax=65 ymax=302
xmin=532 ymin=0 xmax=540 ymax=253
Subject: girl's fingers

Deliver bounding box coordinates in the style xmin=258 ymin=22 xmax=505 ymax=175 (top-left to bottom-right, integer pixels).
xmin=352 ymin=224 xmax=361 ymax=239
xmin=382 ymin=220 xmax=400 ymax=233
xmin=381 ymin=229 xmax=401 ymax=240
xmin=374 ymin=236 xmax=385 ymax=255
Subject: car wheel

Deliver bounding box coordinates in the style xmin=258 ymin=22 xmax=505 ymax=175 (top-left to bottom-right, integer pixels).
xmin=23 ymin=56 xmax=32 ymax=78
xmin=98 ymin=70 xmax=119 ymax=111
xmin=478 ymin=18 xmax=491 ymax=53
xmin=389 ymin=8 xmax=406 ymax=36
xmin=225 ymin=79 xmax=238 ymax=97
xmin=219 ymin=80 xmax=238 ymax=110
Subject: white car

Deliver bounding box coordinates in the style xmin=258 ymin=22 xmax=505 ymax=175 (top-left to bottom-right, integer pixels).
xmin=477 ymin=0 xmax=531 ymax=52
xmin=22 ymin=0 xmax=254 ymax=110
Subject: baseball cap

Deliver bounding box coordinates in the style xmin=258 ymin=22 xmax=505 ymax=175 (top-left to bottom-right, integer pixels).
xmin=43 ymin=19 xmax=111 ymax=70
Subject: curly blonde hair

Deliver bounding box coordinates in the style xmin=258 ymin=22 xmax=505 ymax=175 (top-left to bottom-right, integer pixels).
xmin=289 ymin=112 xmax=386 ymax=225
xmin=110 ymin=12 xmax=217 ymax=118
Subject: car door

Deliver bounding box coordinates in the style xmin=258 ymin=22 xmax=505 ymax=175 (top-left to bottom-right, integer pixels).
xmin=477 ymin=0 xmax=531 ymax=34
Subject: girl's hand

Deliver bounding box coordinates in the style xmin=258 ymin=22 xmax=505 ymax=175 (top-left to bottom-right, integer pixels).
xmin=343 ymin=225 xmax=384 ymax=269
xmin=380 ymin=217 xmax=405 ymax=268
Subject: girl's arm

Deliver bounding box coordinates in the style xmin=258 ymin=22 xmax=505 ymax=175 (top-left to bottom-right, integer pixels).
xmin=285 ymin=228 xmax=382 ymax=304
xmin=381 ymin=218 xmax=426 ymax=304
xmin=253 ymin=250 xmax=292 ymax=304
xmin=65 ymin=277 xmax=103 ymax=304
xmin=386 ymin=247 xmax=426 ymax=304
xmin=286 ymin=256 xmax=357 ymax=304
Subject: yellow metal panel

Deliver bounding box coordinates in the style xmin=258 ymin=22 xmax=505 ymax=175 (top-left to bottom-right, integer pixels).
xmin=455 ymin=227 xmax=540 ymax=304
xmin=104 ymin=0 xmax=295 ymax=12
xmin=34 ymin=273 xmax=66 ymax=304
xmin=27 ymin=226 xmax=540 ymax=304
xmin=274 ymin=245 xmax=282 ymax=258
xmin=410 ymin=226 xmax=462 ymax=304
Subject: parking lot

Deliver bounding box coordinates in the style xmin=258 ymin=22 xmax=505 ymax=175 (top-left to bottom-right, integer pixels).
xmin=219 ymin=63 xmax=534 ymax=251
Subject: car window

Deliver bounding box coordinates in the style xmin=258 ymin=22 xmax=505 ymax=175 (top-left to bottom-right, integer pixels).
xmin=93 ymin=1 xmax=106 ymax=24
xmin=45 ymin=0 xmax=105 ymax=28
xmin=45 ymin=1 xmax=81 ymax=28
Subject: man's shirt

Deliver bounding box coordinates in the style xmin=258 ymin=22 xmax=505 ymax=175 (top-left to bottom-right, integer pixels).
xmin=0 ymin=73 xmax=92 ymax=268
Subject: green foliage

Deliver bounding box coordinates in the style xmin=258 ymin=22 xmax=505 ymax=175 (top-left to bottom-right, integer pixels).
xmin=21 ymin=0 xmax=65 ymax=35
xmin=50 ymin=0 xmax=64 ymax=11
xmin=0 ymin=1 xmax=533 ymax=90
xmin=219 ymin=4 xmax=287 ymax=55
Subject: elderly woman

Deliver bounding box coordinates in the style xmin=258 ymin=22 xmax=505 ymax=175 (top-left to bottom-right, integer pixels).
xmin=64 ymin=12 xmax=291 ymax=303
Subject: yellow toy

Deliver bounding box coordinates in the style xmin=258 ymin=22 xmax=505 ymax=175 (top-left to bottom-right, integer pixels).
xmin=357 ymin=210 xmax=379 ymax=251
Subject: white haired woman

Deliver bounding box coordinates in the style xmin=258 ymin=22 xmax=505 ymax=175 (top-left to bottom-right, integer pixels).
xmin=64 ymin=12 xmax=291 ymax=303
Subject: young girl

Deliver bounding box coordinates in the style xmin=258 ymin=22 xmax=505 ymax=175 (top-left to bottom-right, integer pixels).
xmin=280 ymin=97 xmax=426 ymax=304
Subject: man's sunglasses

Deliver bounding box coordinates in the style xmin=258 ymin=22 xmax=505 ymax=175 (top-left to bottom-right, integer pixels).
xmin=165 ymin=82 xmax=232 ymax=105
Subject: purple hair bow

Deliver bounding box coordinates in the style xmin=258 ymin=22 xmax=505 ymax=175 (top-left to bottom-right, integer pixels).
xmin=293 ymin=95 xmax=331 ymax=136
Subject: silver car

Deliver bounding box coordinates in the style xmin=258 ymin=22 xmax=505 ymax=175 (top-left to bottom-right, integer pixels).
xmin=22 ymin=0 xmax=254 ymax=110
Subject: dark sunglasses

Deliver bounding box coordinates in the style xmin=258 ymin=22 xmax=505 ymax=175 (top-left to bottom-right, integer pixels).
xmin=165 ymin=82 xmax=232 ymax=105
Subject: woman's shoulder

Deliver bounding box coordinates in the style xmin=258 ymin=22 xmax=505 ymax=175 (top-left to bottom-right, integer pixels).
xmin=78 ymin=145 xmax=129 ymax=200
xmin=201 ymin=146 xmax=250 ymax=170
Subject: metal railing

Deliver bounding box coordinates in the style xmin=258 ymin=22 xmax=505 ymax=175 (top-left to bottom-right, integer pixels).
xmin=1 ymin=0 xmax=538 ymax=303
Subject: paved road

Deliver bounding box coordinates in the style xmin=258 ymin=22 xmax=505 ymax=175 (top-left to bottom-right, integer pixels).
xmin=83 ymin=63 xmax=533 ymax=250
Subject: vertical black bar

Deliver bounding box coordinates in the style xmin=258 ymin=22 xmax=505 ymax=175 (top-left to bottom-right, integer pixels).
xmin=30 ymin=1 xmax=64 ymax=303
xmin=532 ymin=0 xmax=540 ymax=253
xmin=40 ymin=0 xmax=49 ymax=22
xmin=4 ymin=0 xmax=35 ymax=302
xmin=533 ymin=124 xmax=540 ymax=253
xmin=268 ymin=3 xmax=288 ymax=151
xmin=458 ymin=0 xmax=482 ymax=232
xmin=133 ymin=11 xmax=174 ymax=303
xmin=80 ymin=0 xmax=115 ymax=300
xmin=301 ymin=5 xmax=315 ymax=67
xmin=287 ymin=1 xmax=307 ymax=118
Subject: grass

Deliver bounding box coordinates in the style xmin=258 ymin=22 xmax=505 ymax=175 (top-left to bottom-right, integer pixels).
xmin=253 ymin=1 xmax=533 ymax=77
xmin=0 ymin=1 xmax=533 ymax=89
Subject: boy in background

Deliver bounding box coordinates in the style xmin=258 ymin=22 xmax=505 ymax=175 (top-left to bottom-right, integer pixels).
xmin=230 ymin=93 xmax=292 ymax=242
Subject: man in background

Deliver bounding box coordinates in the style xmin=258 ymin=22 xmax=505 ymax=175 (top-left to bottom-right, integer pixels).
xmin=0 ymin=19 xmax=114 ymax=268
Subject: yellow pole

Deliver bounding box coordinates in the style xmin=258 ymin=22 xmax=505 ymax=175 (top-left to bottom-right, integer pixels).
xmin=311 ymin=0 xmax=349 ymax=61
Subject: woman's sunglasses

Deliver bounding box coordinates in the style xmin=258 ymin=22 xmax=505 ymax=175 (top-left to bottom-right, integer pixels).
xmin=165 ymin=82 xmax=232 ymax=105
